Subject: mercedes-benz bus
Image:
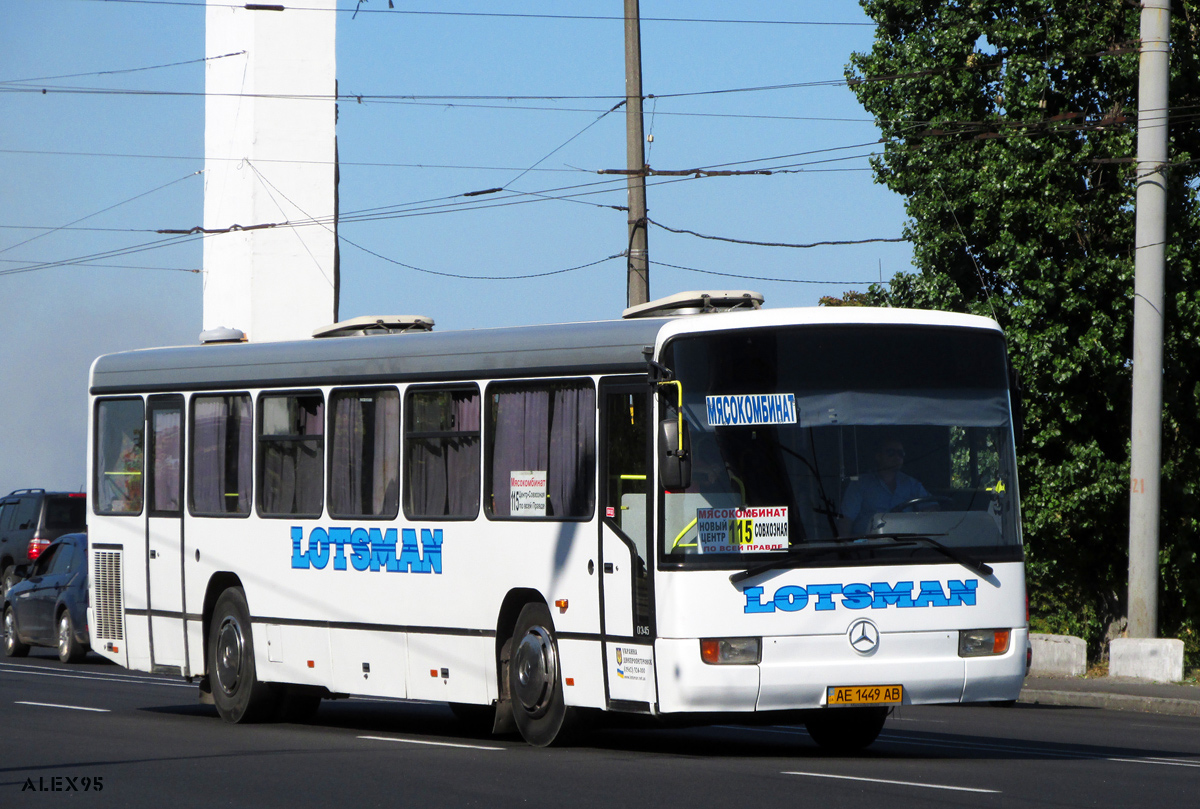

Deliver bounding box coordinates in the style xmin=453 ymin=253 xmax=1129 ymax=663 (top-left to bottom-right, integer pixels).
xmin=85 ymin=292 xmax=1027 ymax=751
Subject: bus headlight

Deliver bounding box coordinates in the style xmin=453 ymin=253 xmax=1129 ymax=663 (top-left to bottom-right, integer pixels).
xmin=700 ymin=637 xmax=761 ymax=665
xmin=958 ymin=628 xmax=1011 ymax=657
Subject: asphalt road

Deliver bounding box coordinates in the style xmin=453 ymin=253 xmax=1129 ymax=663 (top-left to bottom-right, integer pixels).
xmin=2 ymin=649 xmax=1199 ymax=808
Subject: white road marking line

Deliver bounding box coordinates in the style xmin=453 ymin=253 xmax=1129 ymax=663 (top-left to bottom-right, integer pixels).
xmin=16 ymin=701 xmax=110 ymax=713
xmin=876 ymin=733 xmax=1200 ymax=768
xmin=1106 ymin=756 xmax=1200 ymax=769
xmin=783 ymin=770 xmax=1000 ymax=794
xmin=0 ymin=664 xmax=193 ymax=688
xmin=358 ymin=735 xmax=504 ymax=751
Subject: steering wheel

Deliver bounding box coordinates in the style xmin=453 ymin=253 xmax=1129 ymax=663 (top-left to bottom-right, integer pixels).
xmin=888 ymin=496 xmax=950 ymax=513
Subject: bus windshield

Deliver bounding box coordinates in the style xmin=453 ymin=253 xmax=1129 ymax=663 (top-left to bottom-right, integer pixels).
xmin=661 ymin=324 xmax=1021 ymax=565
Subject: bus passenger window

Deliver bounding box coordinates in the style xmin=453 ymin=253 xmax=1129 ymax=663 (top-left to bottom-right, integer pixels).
xmin=95 ymin=398 xmax=145 ymax=515
xmin=485 ymin=380 xmax=596 ymax=520
xmin=190 ymin=394 xmax=253 ymax=515
xmin=329 ymin=388 xmax=400 ymax=519
xmin=258 ymin=393 xmax=325 ymax=518
xmin=404 ymin=387 xmax=480 ymax=519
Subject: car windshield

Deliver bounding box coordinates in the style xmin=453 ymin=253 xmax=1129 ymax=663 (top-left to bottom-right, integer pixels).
xmin=660 ymin=324 xmax=1021 ymax=566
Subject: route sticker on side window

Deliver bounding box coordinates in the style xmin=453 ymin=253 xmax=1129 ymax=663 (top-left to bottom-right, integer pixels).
xmin=696 ymin=506 xmax=789 ymax=553
xmin=509 ymin=471 xmax=547 ymax=516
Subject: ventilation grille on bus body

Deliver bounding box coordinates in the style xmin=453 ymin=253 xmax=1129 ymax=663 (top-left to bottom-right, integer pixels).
xmin=93 ymin=550 xmax=125 ymax=641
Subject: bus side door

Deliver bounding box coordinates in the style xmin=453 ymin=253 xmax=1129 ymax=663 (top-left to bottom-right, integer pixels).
xmin=146 ymin=395 xmax=188 ymax=675
xmin=598 ymin=379 xmax=657 ymax=709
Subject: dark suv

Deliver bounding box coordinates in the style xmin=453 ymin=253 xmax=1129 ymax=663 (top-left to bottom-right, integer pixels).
xmin=0 ymin=490 xmax=87 ymax=598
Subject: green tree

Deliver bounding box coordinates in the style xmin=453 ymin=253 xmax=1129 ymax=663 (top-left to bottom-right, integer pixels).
xmin=842 ymin=0 xmax=1200 ymax=661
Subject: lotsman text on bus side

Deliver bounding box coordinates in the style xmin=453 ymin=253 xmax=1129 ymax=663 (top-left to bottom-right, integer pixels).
xmin=290 ymin=526 xmax=442 ymax=574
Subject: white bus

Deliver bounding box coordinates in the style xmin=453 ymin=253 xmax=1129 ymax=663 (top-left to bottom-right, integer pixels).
xmin=86 ymin=293 xmax=1028 ymax=751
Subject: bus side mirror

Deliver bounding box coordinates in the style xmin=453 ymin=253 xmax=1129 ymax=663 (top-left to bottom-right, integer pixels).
xmin=1009 ymin=364 xmax=1025 ymax=445
xmin=659 ymin=419 xmax=692 ymax=490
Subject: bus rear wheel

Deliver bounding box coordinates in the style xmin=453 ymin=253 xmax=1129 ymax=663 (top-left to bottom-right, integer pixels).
xmin=508 ymin=602 xmax=575 ymax=746
xmin=804 ymin=707 xmax=888 ymax=753
xmin=209 ymin=587 xmax=277 ymax=723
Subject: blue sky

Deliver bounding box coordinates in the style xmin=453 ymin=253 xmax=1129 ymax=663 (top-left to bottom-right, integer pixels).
xmin=0 ymin=1 xmax=912 ymax=495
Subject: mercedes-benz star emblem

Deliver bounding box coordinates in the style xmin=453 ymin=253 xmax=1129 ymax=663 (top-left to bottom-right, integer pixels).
xmin=848 ymin=619 xmax=880 ymax=655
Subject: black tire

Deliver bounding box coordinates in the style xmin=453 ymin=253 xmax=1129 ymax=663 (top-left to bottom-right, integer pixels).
xmin=208 ymin=587 xmax=277 ymax=723
xmin=508 ymin=602 xmax=575 ymax=746
xmin=57 ymin=610 xmax=86 ymax=663
xmin=2 ymin=565 xmax=16 ymax=601
xmin=4 ymin=605 xmax=30 ymax=658
xmin=804 ymin=707 xmax=888 ymax=753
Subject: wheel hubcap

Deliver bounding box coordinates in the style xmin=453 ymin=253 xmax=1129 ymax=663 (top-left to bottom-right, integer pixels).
xmin=59 ymin=616 xmax=69 ymax=655
xmin=513 ymin=626 xmax=556 ymax=715
xmin=215 ymin=616 xmax=245 ymax=696
xmin=4 ymin=611 xmax=13 ymax=651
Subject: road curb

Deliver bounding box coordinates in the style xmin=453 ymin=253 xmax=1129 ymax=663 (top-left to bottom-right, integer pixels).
xmin=1019 ymin=688 xmax=1200 ymax=718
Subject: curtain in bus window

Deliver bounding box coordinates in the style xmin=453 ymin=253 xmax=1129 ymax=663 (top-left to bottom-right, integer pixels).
xmin=548 ymin=385 xmax=595 ymax=517
xmin=406 ymin=389 xmax=479 ymax=518
xmin=95 ymin=399 xmax=144 ymax=515
xmin=191 ymin=395 xmax=252 ymax=515
xmin=489 ymin=383 xmax=594 ymax=518
xmin=259 ymin=395 xmax=324 ymax=517
xmin=330 ymin=390 xmax=399 ymax=517
xmin=151 ymin=408 xmax=181 ymax=513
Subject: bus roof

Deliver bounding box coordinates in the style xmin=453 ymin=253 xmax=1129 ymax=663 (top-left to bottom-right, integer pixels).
xmin=89 ymin=307 xmax=1001 ymax=394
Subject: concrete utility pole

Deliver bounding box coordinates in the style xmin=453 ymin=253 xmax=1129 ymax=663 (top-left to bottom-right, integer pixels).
xmin=1127 ymin=0 xmax=1171 ymax=639
xmin=203 ymin=0 xmax=338 ymax=342
xmin=624 ymin=0 xmax=650 ymax=308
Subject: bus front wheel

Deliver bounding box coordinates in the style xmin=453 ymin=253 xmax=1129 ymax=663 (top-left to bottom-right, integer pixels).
xmin=804 ymin=707 xmax=888 ymax=753
xmin=209 ymin=587 xmax=277 ymax=723
xmin=508 ymin=602 xmax=575 ymax=746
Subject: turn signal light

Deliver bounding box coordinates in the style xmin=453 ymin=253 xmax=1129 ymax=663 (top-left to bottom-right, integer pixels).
xmin=700 ymin=637 xmax=760 ymax=665
xmin=958 ymin=628 xmax=1011 ymax=657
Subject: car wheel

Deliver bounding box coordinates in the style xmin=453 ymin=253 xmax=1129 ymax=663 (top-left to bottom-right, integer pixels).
xmin=803 ymin=706 xmax=888 ymax=753
xmin=508 ymin=602 xmax=576 ymax=747
xmin=4 ymin=605 xmax=30 ymax=658
xmin=208 ymin=587 xmax=277 ymax=723
xmin=58 ymin=611 xmax=86 ymax=663
xmin=2 ymin=565 xmax=16 ymax=601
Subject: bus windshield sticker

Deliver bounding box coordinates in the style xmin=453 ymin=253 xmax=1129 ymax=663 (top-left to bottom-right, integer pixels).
xmin=696 ymin=506 xmax=789 ymax=554
xmin=705 ymin=394 xmax=796 ymax=427
xmin=510 ymin=471 xmax=547 ymax=516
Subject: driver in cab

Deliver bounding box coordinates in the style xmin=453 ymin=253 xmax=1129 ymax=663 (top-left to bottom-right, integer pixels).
xmin=837 ymin=439 xmax=934 ymax=536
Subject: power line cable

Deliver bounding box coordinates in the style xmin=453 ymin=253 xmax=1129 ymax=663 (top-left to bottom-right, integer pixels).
xmin=0 ymin=51 xmax=245 ymax=85
xmin=650 ymin=259 xmax=878 ymax=286
xmin=0 ymin=171 xmax=202 ymax=255
xmin=76 ymin=0 xmax=876 ymax=27
xmin=647 ymin=218 xmax=905 ymax=249
xmin=503 ymin=101 xmax=624 ymax=189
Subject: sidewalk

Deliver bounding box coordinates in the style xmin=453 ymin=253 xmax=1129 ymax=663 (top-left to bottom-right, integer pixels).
xmin=1020 ymin=675 xmax=1200 ymax=717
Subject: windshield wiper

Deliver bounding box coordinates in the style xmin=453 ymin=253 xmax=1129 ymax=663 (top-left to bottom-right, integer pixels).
xmin=728 ymin=537 xmax=874 ymax=584
xmin=729 ymin=532 xmax=992 ymax=585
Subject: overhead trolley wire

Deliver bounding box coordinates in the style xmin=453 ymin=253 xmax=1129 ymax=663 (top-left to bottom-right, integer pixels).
xmin=76 ymin=0 xmax=875 ymax=27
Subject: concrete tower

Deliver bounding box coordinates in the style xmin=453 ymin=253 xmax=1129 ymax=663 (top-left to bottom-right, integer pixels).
xmin=202 ymin=1 xmax=338 ymax=342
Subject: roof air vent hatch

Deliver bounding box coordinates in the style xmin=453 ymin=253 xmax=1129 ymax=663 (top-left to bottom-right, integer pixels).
xmin=622 ymin=290 xmax=764 ymax=319
xmin=312 ymin=315 xmax=435 ymax=338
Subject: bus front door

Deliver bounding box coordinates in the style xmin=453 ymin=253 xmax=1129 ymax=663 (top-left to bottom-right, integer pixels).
xmin=145 ymin=395 xmax=188 ymax=675
xmin=599 ymin=380 xmax=656 ymax=710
